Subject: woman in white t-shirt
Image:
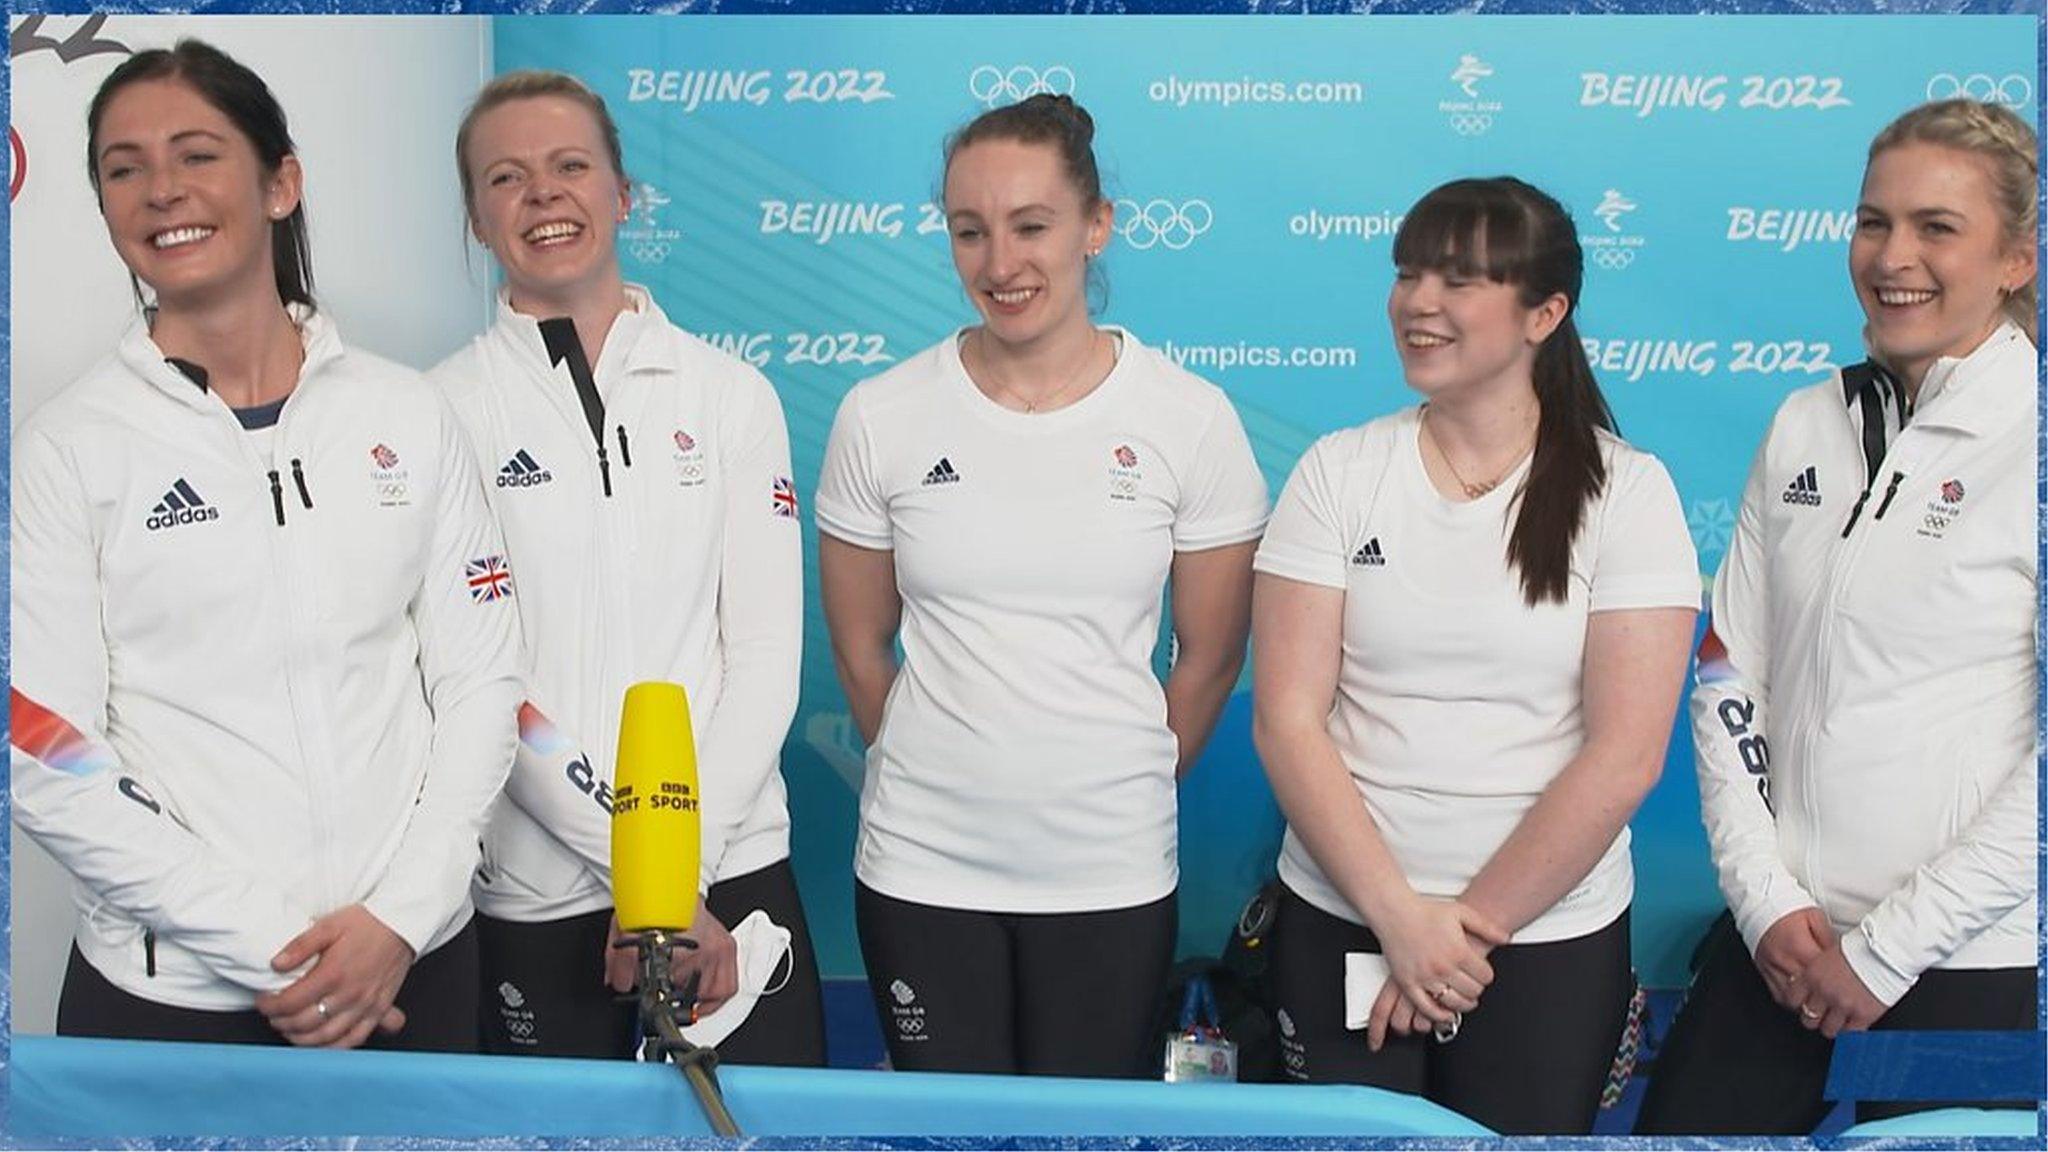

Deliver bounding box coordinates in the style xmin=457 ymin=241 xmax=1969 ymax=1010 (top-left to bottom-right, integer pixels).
xmin=815 ymin=94 xmax=1269 ymax=1077
xmin=1251 ymin=177 xmax=1698 ymax=1133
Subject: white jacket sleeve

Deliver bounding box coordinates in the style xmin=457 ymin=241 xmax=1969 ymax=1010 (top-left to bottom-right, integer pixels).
xmin=500 ymin=696 xmax=613 ymax=885
xmin=9 ymin=427 xmax=314 ymax=991
xmin=360 ymin=402 xmax=521 ymax=952
xmin=1692 ymin=432 xmax=1819 ymax=956
xmin=694 ymin=370 xmax=803 ymax=891
xmin=1841 ymin=740 xmax=2038 ymax=1005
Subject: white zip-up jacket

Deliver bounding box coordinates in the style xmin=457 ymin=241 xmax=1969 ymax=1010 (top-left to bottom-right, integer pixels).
xmin=429 ymin=288 xmax=799 ymax=922
xmin=1694 ymin=322 xmax=2037 ymax=1006
xmin=10 ymin=311 xmax=521 ymax=1010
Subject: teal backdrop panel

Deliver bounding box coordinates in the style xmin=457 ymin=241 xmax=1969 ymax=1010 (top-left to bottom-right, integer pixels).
xmin=493 ymin=14 xmax=2035 ymax=987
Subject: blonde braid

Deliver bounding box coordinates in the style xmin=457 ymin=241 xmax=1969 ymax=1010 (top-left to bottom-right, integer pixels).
xmin=1869 ymin=98 xmax=2038 ymax=342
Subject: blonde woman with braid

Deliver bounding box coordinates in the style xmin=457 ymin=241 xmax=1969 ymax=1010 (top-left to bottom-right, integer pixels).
xmin=1638 ymin=98 xmax=2039 ymax=1135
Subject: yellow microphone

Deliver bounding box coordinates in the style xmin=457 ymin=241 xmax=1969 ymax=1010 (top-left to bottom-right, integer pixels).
xmin=609 ymin=682 xmax=737 ymax=1136
xmin=611 ymin=681 xmax=700 ymax=933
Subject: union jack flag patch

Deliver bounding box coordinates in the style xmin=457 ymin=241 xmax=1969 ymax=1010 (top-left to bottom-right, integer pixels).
xmin=466 ymin=555 xmax=514 ymax=602
xmin=771 ymin=476 xmax=799 ymax=519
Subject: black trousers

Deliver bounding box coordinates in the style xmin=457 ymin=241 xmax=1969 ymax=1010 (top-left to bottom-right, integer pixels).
xmin=1634 ymin=912 xmax=2035 ymax=1135
xmin=478 ymin=857 xmax=826 ymax=1065
xmin=56 ymin=919 xmax=480 ymax=1052
xmin=855 ymin=880 xmax=1177 ymax=1078
xmin=1269 ymin=885 xmax=1634 ymax=1136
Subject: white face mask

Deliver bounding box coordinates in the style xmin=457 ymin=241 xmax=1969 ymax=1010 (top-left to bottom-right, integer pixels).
xmin=675 ymin=910 xmax=794 ymax=1049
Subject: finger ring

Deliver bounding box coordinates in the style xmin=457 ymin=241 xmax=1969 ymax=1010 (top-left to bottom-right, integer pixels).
xmin=316 ymin=999 xmax=330 ymax=1019
xmin=1800 ymin=1005 xmax=1820 ymax=1019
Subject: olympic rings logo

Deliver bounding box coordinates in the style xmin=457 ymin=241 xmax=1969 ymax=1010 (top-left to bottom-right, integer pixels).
xmin=897 ymin=1016 xmax=925 ymax=1034
xmin=1925 ymin=72 xmax=2032 ymax=108
xmin=1590 ymin=248 xmax=1635 ymax=270
xmin=968 ymin=65 xmax=1075 ymax=108
xmin=629 ymin=242 xmax=671 ymax=264
xmin=1114 ymin=198 xmax=1214 ymax=251
xmin=1447 ymin=113 xmax=1493 ymax=136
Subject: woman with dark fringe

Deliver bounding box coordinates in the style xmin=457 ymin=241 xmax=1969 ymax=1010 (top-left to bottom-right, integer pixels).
xmin=1251 ymin=177 xmax=1698 ymax=1133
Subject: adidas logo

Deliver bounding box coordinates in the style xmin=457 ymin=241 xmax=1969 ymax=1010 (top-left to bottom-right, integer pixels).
xmin=1781 ymin=465 xmax=1821 ymax=507
xmin=496 ymin=449 xmax=554 ymax=489
xmin=1351 ymin=537 xmax=1386 ymax=567
xmin=922 ymin=457 xmax=961 ymax=486
xmin=145 ymin=479 xmax=220 ymax=531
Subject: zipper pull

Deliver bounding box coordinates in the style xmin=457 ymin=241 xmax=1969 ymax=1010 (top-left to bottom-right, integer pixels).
xmin=145 ymin=928 xmax=157 ymax=977
xmin=597 ymin=444 xmax=614 ymax=498
xmin=1871 ymin=470 xmax=1906 ymax=521
xmin=615 ymin=425 xmax=633 ymax=468
xmin=268 ymin=469 xmax=287 ymax=526
xmin=290 ymin=458 xmax=313 ymax=509
xmin=1839 ymin=485 xmax=1872 ymax=538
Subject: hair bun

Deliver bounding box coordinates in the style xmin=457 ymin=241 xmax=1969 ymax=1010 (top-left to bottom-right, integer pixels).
xmin=944 ymin=90 xmax=1104 ymax=209
xmin=1021 ymin=91 xmax=1093 ymax=140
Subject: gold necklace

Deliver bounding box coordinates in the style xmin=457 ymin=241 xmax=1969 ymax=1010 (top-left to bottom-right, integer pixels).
xmin=972 ymin=329 xmax=1104 ymax=413
xmin=1421 ymin=405 xmax=1534 ymax=500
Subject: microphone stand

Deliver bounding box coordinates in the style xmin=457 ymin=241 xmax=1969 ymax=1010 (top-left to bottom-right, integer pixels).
xmin=626 ymin=929 xmax=742 ymax=1137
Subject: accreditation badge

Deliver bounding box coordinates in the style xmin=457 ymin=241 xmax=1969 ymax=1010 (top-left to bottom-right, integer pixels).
xmin=1162 ymin=975 xmax=1238 ymax=1083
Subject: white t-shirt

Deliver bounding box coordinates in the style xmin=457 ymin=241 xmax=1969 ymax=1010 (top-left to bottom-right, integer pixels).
xmin=815 ymin=328 xmax=1270 ymax=913
xmin=1254 ymin=407 xmax=1699 ymax=942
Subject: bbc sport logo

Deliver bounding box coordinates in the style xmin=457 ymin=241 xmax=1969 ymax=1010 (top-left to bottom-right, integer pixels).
xmin=1582 ymin=188 xmax=1646 ymax=271
xmin=1439 ymin=53 xmax=1503 ymax=136
xmin=1925 ymin=72 xmax=2031 ymax=109
xmin=1115 ymin=198 xmax=1213 ymax=251
xmin=969 ymin=65 xmax=1075 ymax=108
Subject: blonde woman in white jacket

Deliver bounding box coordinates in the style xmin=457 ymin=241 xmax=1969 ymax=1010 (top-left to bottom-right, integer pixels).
xmin=1637 ymin=98 xmax=2039 ymax=1135
xmin=11 ymin=40 xmax=520 ymax=1051
xmin=430 ymin=70 xmax=823 ymax=1064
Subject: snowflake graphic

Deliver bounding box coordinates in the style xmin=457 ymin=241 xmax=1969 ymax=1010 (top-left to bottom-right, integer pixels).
xmin=1689 ymin=498 xmax=1736 ymax=561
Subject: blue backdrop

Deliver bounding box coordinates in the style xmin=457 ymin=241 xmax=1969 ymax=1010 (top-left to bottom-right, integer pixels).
xmin=494 ymin=14 xmax=2034 ymax=986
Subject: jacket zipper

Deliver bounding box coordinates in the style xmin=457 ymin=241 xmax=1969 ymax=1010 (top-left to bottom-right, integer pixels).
xmin=538 ymin=317 xmax=617 ymax=499
xmin=616 ymin=425 xmax=633 ymax=468
xmin=290 ymin=458 xmax=314 ymax=509
xmin=1871 ymin=471 xmax=1906 ymax=521
xmin=1807 ymin=433 xmax=1913 ymax=907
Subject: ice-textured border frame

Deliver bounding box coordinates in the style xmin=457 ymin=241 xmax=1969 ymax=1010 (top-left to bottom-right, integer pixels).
xmin=0 ymin=0 xmax=2040 ymax=1148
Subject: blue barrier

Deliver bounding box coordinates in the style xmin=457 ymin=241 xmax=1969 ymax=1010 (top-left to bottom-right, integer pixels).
xmin=1837 ymin=1107 xmax=2040 ymax=1139
xmin=1825 ymin=1030 xmax=2045 ymax=1105
xmin=8 ymin=1034 xmax=1492 ymax=1139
